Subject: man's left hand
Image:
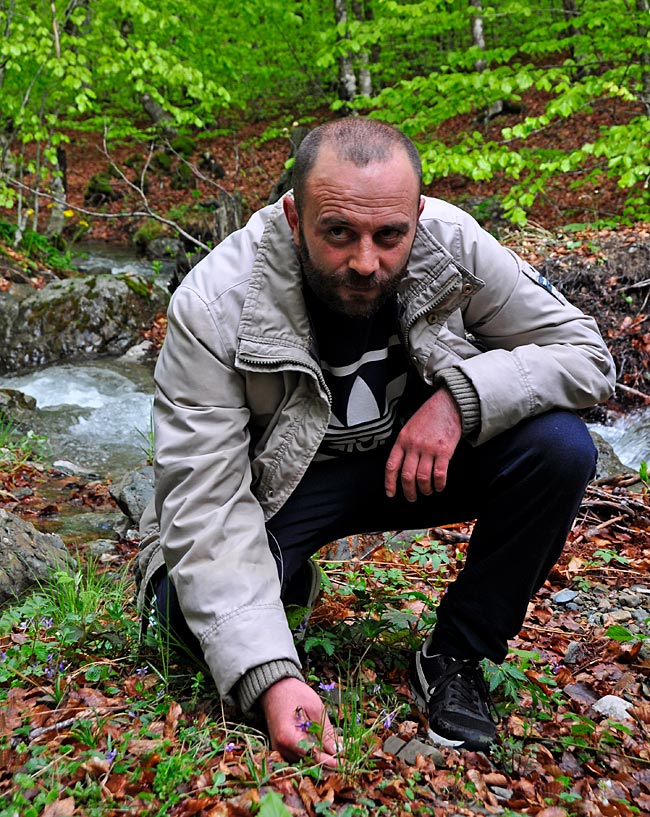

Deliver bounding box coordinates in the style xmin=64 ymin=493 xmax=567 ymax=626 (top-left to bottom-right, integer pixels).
xmin=385 ymin=388 xmax=462 ymax=501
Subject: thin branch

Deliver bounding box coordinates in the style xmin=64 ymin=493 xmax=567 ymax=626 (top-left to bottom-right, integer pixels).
xmin=616 ymin=382 xmax=650 ymax=402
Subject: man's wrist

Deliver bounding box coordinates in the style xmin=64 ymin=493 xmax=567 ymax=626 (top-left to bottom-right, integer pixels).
xmin=235 ymin=659 xmax=303 ymax=714
xmin=435 ymin=368 xmax=480 ymax=436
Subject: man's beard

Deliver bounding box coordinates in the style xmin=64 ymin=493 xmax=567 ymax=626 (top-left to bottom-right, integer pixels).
xmin=297 ymin=234 xmax=406 ymax=319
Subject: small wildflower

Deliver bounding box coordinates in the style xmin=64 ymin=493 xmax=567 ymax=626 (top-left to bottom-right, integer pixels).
xmin=40 ymin=617 xmax=53 ymax=630
xmin=382 ymin=710 xmax=396 ymax=729
xmin=63 ymin=209 xmax=74 ymax=218
xmin=135 ymin=666 xmax=148 ymax=677
xmin=26 ymin=208 xmax=34 ymax=216
xmin=79 ymin=219 xmax=89 ymax=228
xmin=0 ymin=651 xmax=6 ymax=663
xmin=296 ymin=718 xmax=312 ymax=732
xmin=224 ymin=741 xmax=236 ymax=752
xmin=372 ymin=683 xmax=381 ymax=695
xmin=106 ymin=749 xmax=117 ymax=763
xmin=319 ymin=680 xmax=336 ymax=692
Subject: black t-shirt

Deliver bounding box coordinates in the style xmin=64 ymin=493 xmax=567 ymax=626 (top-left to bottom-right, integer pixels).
xmin=305 ymin=285 xmax=409 ymax=460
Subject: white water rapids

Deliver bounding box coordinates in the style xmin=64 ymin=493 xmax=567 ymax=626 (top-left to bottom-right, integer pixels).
xmin=0 ymin=360 xmax=154 ymax=475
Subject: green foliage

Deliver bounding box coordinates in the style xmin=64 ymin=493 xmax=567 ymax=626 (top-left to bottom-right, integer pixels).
xmin=0 ymin=413 xmax=49 ymax=468
xmin=2 ymin=0 xmax=650 ymax=233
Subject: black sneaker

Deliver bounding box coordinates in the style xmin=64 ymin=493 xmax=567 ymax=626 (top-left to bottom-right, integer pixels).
xmin=410 ymin=646 xmax=497 ymax=752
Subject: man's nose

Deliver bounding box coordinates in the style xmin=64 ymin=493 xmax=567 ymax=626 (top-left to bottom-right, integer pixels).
xmin=349 ymin=238 xmax=379 ymax=277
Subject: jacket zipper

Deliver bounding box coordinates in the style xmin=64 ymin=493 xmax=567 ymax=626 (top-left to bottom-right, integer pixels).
xmin=402 ymin=273 xmax=462 ymax=336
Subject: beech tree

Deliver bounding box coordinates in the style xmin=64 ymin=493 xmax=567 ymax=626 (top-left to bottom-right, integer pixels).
xmin=1 ymin=0 xmax=649 ymax=235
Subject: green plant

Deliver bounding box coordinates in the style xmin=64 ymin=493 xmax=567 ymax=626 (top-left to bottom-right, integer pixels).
xmin=0 ymin=414 xmax=49 ymax=468
xmin=136 ymin=404 xmax=155 ymax=465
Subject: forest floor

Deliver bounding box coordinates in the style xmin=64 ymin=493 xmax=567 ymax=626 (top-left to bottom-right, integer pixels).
xmin=1 ymin=98 xmax=650 ymax=816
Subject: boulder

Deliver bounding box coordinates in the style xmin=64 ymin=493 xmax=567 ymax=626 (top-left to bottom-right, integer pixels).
xmin=109 ymin=465 xmax=154 ymax=526
xmin=0 ymin=509 xmax=69 ymax=606
xmin=0 ymin=274 xmax=168 ymax=374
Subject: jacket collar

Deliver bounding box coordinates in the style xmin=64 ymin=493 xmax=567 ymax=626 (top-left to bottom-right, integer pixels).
xmin=236 ymin=198 xmax=475 ymax=367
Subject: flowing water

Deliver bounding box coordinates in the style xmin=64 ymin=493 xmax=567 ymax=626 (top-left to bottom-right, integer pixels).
xmin=0 ymin=358 xmax=154 ymax=476
xmin=2 ymin=244 xmax=649 ymax=478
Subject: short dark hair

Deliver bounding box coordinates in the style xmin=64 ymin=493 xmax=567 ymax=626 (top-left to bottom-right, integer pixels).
xmin=292 ymin=118 xmax=422 ymax=214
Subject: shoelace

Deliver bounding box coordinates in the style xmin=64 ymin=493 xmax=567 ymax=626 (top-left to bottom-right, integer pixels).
xmin=428 ymin=660 xmax=496 ymax=723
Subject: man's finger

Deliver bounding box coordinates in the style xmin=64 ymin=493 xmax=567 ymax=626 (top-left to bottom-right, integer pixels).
xmin=400 ymin=452 xmax=420 ymax=502
xmin=385 ymin=444 xmax=405 ymax=497
xmin=433 ymin=455 xmax=450 ymax=492
xmin=416 ymin=454 xmax=434 ymax=496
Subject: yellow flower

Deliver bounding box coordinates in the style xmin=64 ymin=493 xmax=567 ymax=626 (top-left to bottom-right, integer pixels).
xmin=79 ymin=219 xmax=89 ymax=228
xmin=26 ymin=208 xmax=34 ymax=216
xmin=63 ymin=209 xmax=74 ymax=218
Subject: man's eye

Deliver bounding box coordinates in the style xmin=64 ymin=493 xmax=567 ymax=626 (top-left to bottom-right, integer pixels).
xmin=329 ymin=226 xmax=349 ymax=239
xmin=377 ymin=229 xmax=401 ymax=242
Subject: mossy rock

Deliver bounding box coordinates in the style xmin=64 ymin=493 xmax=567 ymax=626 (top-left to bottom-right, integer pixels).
xmin=169 ymin=135 xmax=196 ymax=157
xmin=84 ymin=172 xmax=122 ymax=206
xmin=170 ymin=161 xmax=196 ymax=190
xmin=152 ymin=151 xmax=173 ymax=172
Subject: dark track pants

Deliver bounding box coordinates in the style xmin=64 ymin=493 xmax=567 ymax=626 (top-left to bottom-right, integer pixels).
xmin=155 ymin=409 xmax=596 ymax=664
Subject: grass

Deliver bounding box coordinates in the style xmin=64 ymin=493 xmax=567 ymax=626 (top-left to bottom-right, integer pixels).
xmin=1 ymin=518 xmax=648 ymax=815
xmin=0 ymin=412 xmax=49 ymax=470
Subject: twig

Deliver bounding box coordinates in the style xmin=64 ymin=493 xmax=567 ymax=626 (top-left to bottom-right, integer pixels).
xmin=615 ymin=382 xmax=650 ymax=402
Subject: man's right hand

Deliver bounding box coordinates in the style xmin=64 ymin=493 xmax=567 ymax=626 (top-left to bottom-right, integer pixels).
xmin=260 ymin=677 xmax=339 ymax=767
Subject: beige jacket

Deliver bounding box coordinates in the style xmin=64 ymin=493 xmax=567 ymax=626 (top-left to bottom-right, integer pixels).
xmin=137 ymin=195 xmax=615 ymax=702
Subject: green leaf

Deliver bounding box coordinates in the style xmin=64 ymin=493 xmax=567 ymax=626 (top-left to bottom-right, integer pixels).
xmin=606 ymin=625 xmax=634 ymax=642
xmin=258 ymin=791 xmax=292 ymax=817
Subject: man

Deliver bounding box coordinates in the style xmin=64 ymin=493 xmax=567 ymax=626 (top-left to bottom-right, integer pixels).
xmin=136 ymin=118 xmax=615 ymax=765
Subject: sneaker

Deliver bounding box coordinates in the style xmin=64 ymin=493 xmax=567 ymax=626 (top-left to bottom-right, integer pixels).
xmin=283 ymin=559 xmax=322 ymax=641
xmin=410 ymin=645 xmax=497 ymax=752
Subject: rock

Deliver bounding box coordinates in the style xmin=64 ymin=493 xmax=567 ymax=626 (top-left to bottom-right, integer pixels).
xmin=53 ymin=459 xmax=101 ymax=478
xmin=382 ymin=735 xmax=407 ymax=756
xmin=145 ymin=237 xmax=184 ymax=260
xmin=564 ymin=641 xmax=586 ymax=665
xmin=120 ymin=340 xmax=155 ymax=363
xmin=490 ymin=786 xmax=514 ymax=802
xmin=397 ymin=738 xmax=445 ymax=767
xmin=0 ymin=274 xmax=168 ymax=374
xmin=0 ymin=388 xmax=37 ymax=426
xmin=88 ymin=538 xmax=118 ymax=557
xmin=592 ymin=694 xmax=634 ymax=721
xmin=552 ymin=588 xmax=578 ymax=604
xmin=55 ymin=511 xmax=126 ymax=541
xmin=109 ymin=466 xmax=154 ymax=526
xmin=589 ymin=431 xmax=636 ymax=480
xmin=0 ymin=509 xmax=69 ymax=605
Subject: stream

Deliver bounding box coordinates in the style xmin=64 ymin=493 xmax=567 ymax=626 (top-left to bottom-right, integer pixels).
xmin=1 ymin=243 xmax=649 ymax=480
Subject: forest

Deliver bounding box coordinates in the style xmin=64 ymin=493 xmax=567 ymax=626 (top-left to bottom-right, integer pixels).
xmin=1 ymin=2 xmax=650 ymax=816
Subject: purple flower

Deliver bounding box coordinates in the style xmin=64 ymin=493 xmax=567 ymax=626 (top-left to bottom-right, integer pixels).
xmin=382 ymin=710 xmax=396 ymax=730
xmin=0 ymin=651 xmax=6 ymax=663
xmin=106 ymin=749 xmax=117 ymax=763
xmin=135 ymin=666 xmax=148 ymax=677
xmin=41 ymin=617 xmax=53 ymax=630
xmin=319 ymin=681 xmax=336 ymax=691
xmin=224 ymin=741 xmax=236 ymax=752
xmin=296 ymin=718 xmax=312 ymax=732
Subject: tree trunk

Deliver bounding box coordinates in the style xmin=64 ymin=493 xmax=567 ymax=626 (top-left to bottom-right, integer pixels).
xmin=638 ymin=0 xmax=650 ymax=113
xmin=469 ymin=0 xmax=487 ymax=72
xmin=334 ymin=0 xmax=357 ymax=101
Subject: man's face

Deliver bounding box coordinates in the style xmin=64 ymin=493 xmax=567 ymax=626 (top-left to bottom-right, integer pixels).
xmin=284 ymin=146 xmax=423 ymax=318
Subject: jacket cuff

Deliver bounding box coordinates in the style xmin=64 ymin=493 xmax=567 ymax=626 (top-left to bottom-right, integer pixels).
xmin=435 ymin=367 xmax=481 ymax=437
xmin=235 ymin=659 xmax=303 ymax=714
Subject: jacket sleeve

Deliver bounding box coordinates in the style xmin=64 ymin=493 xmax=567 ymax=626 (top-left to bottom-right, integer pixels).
xmin=423 ymin=206 xmax=616 ymax=443
xmin=153 ymin=285 xmax=301 ymax=699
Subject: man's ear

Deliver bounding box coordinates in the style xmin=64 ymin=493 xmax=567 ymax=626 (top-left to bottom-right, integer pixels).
xmin=283 ymin=196 xmax=300 ymax=245
xmin=418 ymin=196 xmax=425 ymax=218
